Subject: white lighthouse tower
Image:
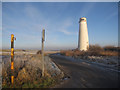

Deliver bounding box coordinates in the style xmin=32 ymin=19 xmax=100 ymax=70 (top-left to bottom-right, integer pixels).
xmin=78 ymin=17 xmax=89 ymax=51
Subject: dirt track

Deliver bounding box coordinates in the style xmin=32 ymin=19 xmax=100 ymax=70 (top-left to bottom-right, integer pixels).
xmin=50 ymin=54 xmax=119 ymax=88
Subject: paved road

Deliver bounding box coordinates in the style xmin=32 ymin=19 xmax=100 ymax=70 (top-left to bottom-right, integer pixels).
xmin=50 ymin=55 xmax=119 ymax=88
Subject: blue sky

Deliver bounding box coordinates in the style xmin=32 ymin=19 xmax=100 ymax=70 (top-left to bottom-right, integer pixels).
xmin=0 ymin=1 xmax=1 ymax=50
xmin=2 ymin=2 xmax=118 ymax=50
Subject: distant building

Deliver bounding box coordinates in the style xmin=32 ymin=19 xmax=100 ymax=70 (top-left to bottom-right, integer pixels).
xmin=78 ymin=17 xmax=89 ymax=51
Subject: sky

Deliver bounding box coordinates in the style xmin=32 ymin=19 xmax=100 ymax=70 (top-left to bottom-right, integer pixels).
xmin=1 ymin=0 xmax=120 ymax=2
xmin=2 ymin=2 xmax=118 ymax=50
xmin=0 ymin=1 xmax=2 ymax=50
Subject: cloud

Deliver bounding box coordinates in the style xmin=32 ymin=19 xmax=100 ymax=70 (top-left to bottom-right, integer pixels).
xmin=2 ymin=3 xmax=78 ymax=49
xmin=3 ymin=3 xmax=82 ymax=37
xmin=24 ymin=4 xmax=76 ymax=36
xmin=58 ymin=19 xmax=72 ymax=35
xmin=57 ymin=18 xmax=77 ymax=35
xmin=104 ymin=12 xmax=117 ymax=22
xmin=60 ymin=29 xmax=72 ymax=35
xmin=59 ymin=29 xmax=78 ymax=35
xmin=80 ymin=2 xmax=96 ymax=17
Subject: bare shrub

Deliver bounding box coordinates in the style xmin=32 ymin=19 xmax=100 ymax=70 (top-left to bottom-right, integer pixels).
xmin=73 ymin=50 xmax=86 ymax=57
xmin=60 ymin=50 xmax=74 ymax=56
xmin=100 ymin=51 xmax=118 ymax=56
xmin=36 ymin=50 xmax=48 ymax=56
xmin=60 ymin=45 xmax=118 ymax=57
xmin=88 ymin=45 xmax=104 ymax=52
xmin=60 ymin=50 xmax=66 ymax=55
xmin=65 ymin=50 xmax=74 ymax=57
xmin=104 ymin=45 xmax=118 ymax=52
xmin=36 ymin=50 xmax=42 ymax=54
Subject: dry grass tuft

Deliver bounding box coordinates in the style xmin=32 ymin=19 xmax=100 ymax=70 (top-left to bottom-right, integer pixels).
xmin=100 ymin=51 xmax=118 ymax=56
xmin=2 ymin=55 xmax=63 ymax=88
xmin=60 ymin=45 xmax=119 ymax=57
xmin=104 ymin=45 xmax=118 ymax=52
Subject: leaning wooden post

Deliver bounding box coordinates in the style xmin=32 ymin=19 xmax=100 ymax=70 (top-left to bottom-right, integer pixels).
xmin=11 ymin=34 xmax=15 ymax=85
xmin=42 ymin=29 xmax=45 ymax=77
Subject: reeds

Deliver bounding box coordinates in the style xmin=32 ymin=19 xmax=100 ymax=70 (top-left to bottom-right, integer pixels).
xmin=60 ymin=45 xmax=119 ymax=57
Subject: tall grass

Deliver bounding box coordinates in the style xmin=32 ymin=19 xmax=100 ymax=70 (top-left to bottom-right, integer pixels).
xmin=60 ymin=45 xmax=119 ymax=57
xmin=2 ymin=54 xmax=62 ymax=88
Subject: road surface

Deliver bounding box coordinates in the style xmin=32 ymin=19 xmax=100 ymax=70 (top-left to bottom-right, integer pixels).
xmin=50 ymin=54 xmax=119 ymax=88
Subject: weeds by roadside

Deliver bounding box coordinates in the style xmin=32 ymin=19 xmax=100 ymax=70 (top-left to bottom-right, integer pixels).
xmin=60 ymin=45 xmax=119 ymax=57
xmin=2 ymin=54 xmax=64 ymax=88
xmin=60 ymin=45 xmax=119 ymax=66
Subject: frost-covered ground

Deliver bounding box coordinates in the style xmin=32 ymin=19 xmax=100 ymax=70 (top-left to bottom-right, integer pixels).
xmin=76 ymin=56 xmax=119 ymax=66
xmin=1 ymin=51 xmax=37 ymax=55
xmin=2 ymin=53 xmax=64 ymax=88
xmin=56 ymin=54 xmax=119 ymax=72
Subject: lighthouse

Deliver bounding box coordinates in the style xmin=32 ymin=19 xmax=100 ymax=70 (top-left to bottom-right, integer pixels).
xmin=78 ymin=17 xmax=89 ymax=51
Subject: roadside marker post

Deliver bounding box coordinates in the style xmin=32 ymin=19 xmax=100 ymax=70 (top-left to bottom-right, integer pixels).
xmin=11 ymin=34 xmax=16 ymax=85
xmin=42 ymin=29 xmax=45 ymax=77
